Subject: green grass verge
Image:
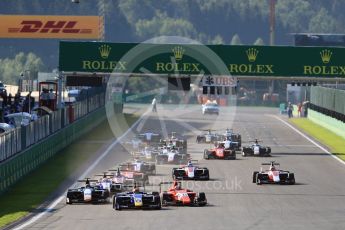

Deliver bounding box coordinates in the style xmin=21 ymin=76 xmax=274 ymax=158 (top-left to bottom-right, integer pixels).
xmin=0 ymin=113 xmax=138 ymax=228
xmin=290 ymin=118 xmax=345 ymax=161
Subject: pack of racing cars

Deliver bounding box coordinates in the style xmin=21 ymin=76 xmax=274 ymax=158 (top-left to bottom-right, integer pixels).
xmin=66 ymin=129 xmax=296 ymax=210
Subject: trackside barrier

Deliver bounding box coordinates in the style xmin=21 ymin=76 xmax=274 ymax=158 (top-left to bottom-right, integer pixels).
xmin=308 ymin=109 xmax=345 ymax=140
xmin=0 ymin=106 xmax=107 ymax=195
xmin=0 ymin=93 xmax=105 ymax=163
xmin=310 ymin=86 xmax=345 ymax=114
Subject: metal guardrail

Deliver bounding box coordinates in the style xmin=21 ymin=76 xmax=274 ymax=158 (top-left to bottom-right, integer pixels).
xmin=0 ymin=93 xmax=105 ymax=163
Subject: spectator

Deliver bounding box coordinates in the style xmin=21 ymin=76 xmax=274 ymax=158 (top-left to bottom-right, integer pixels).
xmin=297 ymin=103 xmax=302 ymax=117
xmin=287 ymin=102 xmax=293 ymax=118
xmin=48 ymin=89 xmax=55 ymax=109
xmin=151 ymin=97 xmax=157 ymax=112
xmin=7 ymin=93 xmax=12 ymax=106
xmin=40 ymin=88 xmax=49 ymax=107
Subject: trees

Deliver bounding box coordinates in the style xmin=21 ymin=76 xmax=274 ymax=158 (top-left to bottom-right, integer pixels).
xmin=0 ymin=52 xmax=44 ymax=85
xmin=230 ymin=34 xmax=242 ymax=45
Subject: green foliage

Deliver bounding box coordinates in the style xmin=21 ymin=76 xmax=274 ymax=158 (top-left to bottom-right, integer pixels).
xmin=230 ymin=34 xmax=242 ymax=45
xmin=254 ymin=37 xmax=265 ymax=46
xmin=210 ymin=35 xmax=225 ymax=44
xmin=308 ymin=8 xmax=339 ymax=33
xmin=2 ymin=0 xmax=345 ymax=70
xmin=135 ymin=11 xmax=198 ymax=39
xmin=0 ymin=52 xmax=44 ymax=84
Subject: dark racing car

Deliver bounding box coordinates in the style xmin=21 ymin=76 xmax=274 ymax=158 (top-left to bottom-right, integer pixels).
xmin=113 ymin=186 xmax=161 ymax=210
xmin=66 ymin=178 xmax=110 ymax=204
xmin=241 ymin=139 xmax=271 ymax=157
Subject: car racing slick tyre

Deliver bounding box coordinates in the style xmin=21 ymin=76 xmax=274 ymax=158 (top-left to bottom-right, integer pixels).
xmin=197 ymin=192 xmax=207 ymax=206
xmin=161 ymin=193 xmax=171 ymax=206
xmin=288 ymin=173 xmax=295 ymax=185
xmin=242 ymin=150 xmax=247 ymax=157
xmin=204 ymin=170 xmax=210 ymax=180
xmin=204 ymin=149 xmax=210 ymax=160
xmin=66 ymin=197 xmax=72 ymax=205
xmin=113 ymin=196 xmax=121 ymax=210
xmin=256 ymin=173 xmax=262 ymax=185
xmin=252 ymin=171 xmax=259 ymax=183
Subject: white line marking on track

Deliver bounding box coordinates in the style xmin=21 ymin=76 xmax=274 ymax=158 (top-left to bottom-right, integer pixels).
xmin=271 ymin=115 xmax=345 ymax=166
xmin=13 ymin=108 xmax=151 ymax=230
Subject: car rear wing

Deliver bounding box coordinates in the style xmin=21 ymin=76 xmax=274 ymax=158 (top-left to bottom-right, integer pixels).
xmin=94 ymin=172 xmax=114 ymax=178
xmin=77 ymin=178 xmax=98 ymax=185
xmin=262 ymin=162 xmax=280 ymax=166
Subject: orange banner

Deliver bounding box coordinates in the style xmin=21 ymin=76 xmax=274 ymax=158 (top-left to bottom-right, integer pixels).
xmin=0 ymin=15 xmax=103 ymax=39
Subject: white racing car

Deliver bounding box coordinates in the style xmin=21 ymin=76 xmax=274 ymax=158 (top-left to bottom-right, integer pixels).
xmin=172 ymin=160 xmax=210 ymax=180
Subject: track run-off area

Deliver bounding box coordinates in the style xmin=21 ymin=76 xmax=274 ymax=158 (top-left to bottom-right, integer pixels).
xmin=11 ymin=104 xmax=345 ymax=230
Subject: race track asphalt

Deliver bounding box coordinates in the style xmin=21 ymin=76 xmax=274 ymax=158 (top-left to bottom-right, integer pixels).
xmin=11 ymin=105 xmax=345 ymax=230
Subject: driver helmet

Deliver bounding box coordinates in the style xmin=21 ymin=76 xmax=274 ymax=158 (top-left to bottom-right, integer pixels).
xmin=187 ymin=160 xmax=193 ymax=167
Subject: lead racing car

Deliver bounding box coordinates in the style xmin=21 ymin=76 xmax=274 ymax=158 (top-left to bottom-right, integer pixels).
xmin=252 ymin=161 xmax=296 ymax=185
xmin=172 ymin=160 xmax=209 ymax=180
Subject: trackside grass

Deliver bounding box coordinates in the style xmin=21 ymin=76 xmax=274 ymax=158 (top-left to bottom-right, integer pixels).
xmin=0 ymin=113 xmax=138 ymax=228
xmin=290 ymin=118 xmax=345 ymax=162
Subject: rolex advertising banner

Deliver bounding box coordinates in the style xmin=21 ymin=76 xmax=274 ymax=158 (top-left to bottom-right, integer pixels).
xmin=59 ymin=41 xmax=345 ymax=77
xmin=0 ymin=15 xmax=103 ymax=39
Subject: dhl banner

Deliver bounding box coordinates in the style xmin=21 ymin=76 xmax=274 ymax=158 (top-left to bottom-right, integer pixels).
xmin=0 ymin=15 xmax=103 ymax=39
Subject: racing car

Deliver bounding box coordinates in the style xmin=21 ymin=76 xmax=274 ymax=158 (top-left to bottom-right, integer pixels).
xmin=112 ymin=184 xmax=161 ymax=210
xmin=137 ymin=131 xmax=162 ymax=145
xmin=66 ymin=178 xmax=110 ymax=204
xmin=160 ymin=132 xmax=188 ymax=149
xmin=95 ymin=170 xmax=134 ymax=194
xmin=241 ymin=139 xmax=271 ymax=157
xmin=131 ymin=146 xmax=160 ymax=161
xmin=119 ymin=159 xmax=156 ymax=175
xmin=155 ymin=145 xmax=190 ymax=164
xmin=220 ymin=128 xmax=242 ymax=148
xmin=252 ymin=161 xmax=295 ymax=185
xmin=109 ymin=168 xmax=149 ymax=185
xmin=203 ymin=142 xmax=236 ymax=160
xmin=196 ymin=129 xmax=221 ymax=143
xmin=172 ymin=160 xmax=209 ymax=180
xmin=122 ymin=137 xmax=144 ymax=151
xmin=160 ymin=181 xmax=207 ymax=206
